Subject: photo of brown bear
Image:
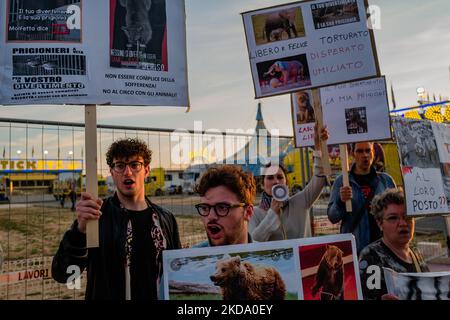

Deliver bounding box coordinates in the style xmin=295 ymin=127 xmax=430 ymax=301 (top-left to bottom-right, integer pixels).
xmin=210 ymin=255 xmax=286 ymax=300
xmin=311 ymin=245 xmax=344 ymax=300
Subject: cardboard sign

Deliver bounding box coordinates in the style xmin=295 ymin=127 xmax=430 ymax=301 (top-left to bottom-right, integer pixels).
xmin=321 ymin=76 xmax=391 ymax=145
xmin=163 ymin=234 xmax=362 ymax=300
xmin=291 ymin=77 xmax=390 ymax=147
xmin=392 ymin=117 xmax=450 ymax=216
xmin=0 ymin=0 xmax=189 ymax=107
xmin=384 ymin=268 xmax=450 ymax=300
xmin=242 ymin=0 xmax=380 ymax=98
xmin=291 ymin=90 xmax=316 ymax=147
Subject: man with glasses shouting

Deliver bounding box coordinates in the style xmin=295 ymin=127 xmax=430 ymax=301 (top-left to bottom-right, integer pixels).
xmin=193 ymin=165 xmax=257 ymax=247
xmin=52 ymin=138 xmax=181 ymax=300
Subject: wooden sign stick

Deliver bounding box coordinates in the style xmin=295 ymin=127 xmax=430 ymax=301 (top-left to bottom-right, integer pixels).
xmin=339 ymin=144 xmax=352 ymax=212
xmin=444 ymin=216 xmax=450 ymax=256
xmin=311 ymin=89 xmax=331 ymax=176
xmin=85 ymin=105 xmax=99 ymax=248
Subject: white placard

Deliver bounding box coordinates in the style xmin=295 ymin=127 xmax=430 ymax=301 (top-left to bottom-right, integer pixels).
xmin=0 ymin=0 xmax=189 ymax=107
xmin=392 ymin=117 xmax=450 ymax=216
xmin=162 ymin=234 xmax=362 ymax=300
xmin=291 ymin=76 xmax=390 ymax=147
xmin=384 ymin=268 xmax=450 ymax=300
xmin=291 ymin=89 xmax=316 ymax=147
xmin=242 ymin=0 xmax=379 ymax=98
xmin=321 ymin=76 xmax=391 ymax=145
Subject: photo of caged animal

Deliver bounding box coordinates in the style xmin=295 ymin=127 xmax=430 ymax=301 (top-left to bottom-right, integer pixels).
xmin=119 ymin=0 xmax=153 ymax=47
xmin=210 ymin=255 xmax=286 ymax=300
xmin=263 ymin=11 xmax=298 ymax=42
xmin=311 ymin=245 xmax=344 ymax=300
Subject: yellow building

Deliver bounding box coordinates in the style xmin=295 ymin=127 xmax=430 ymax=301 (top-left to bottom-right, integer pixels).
xmin=0 ymin=159 xmax=83 ymax=196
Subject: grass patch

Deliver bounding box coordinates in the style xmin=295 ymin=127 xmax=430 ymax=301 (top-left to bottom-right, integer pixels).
xmin=0 ymin=206 xmax=207 ymax=261
xmin=0 ymin=218 xmax=28 ymax=234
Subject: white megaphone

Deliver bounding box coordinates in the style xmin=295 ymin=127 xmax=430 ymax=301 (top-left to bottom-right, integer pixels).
xmin=272 ymin=184 xmax=289 ymax=202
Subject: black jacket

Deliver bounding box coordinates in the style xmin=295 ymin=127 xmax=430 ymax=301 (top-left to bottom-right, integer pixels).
xmin=51 ymin=194 xmax=181 ymax=300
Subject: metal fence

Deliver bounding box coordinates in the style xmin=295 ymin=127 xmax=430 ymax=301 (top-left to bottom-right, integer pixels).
xmin=0 ymin=117 xmax=298 ymax=299
xmin=1 ymin=118 xmax=448 ymax=300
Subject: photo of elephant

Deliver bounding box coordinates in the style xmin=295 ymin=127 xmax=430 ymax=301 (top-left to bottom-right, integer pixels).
xmin=256 ymin=54 xmax=311 ymax=95
xmin=251 ymin=7 xmax=306 ymax=46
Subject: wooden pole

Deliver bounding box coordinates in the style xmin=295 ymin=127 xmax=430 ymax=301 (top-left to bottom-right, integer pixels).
xmin=311 ymin=89 xmax=331 ymax=176
xmin=444 ymin=216 xmax=450 ymax=256
xmin=85 ymin=105 xmax=99 ymax=248
xmin=339 ymin=144 xmax=352 ymax=212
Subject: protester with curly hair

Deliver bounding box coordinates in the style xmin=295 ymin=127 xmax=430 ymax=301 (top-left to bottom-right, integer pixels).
xmin=52 ymin=138 xmax=181 ymax=300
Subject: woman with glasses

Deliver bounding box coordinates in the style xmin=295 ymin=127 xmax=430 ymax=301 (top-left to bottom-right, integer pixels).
xmin=359 ymin=188 xmax=429 ymax=300
xmin=249 ymin=124 xmax=328 ymax=242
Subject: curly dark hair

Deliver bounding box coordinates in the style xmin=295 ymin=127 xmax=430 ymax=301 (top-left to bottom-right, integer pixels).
xmin=195 ymin=165 xmax=256 ymax=205
xmin=106 ymin=138 xmax=152 ymax=167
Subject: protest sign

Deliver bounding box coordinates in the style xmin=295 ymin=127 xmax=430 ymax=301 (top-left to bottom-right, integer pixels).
xmin=321 ymin=76 xmax=391 ymax=145
xmin=292 ymin=76 xmax=390 ymax=147
xmin=1 ymin=0 xmax=189 ymax=246
xmin=162 ymin=234 xmax=362 ymax=300
xmin=392 ymin=117 xmax=450 ymax=215
xmin=291 ymin=90 xmax=316 ymax=147
xmin=0 ymin=0 xmax=189 ymax=107
xmin=384 ymin=268 xmax=450 ymax=300
xmin=242 ymin=0 xmax=380 ymax=98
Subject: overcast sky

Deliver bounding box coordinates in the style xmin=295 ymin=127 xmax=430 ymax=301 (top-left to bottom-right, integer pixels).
xmin=1 ymin=0 xmax=449 ymax=136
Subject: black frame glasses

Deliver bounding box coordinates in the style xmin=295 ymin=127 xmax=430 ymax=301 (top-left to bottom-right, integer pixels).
xmin=111 ymin=161 xmax=144 ymax=173
xmin=195 ymin=202 xmax=247 ymax=217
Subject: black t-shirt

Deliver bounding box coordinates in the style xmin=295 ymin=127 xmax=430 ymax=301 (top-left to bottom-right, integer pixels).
xmin=359 ymin=239 xmax=429 ymax=300
xmin=353 ymin=170 xmax=381 ymax=242
xmin=127 ymin=207 xmax=157 ymax=300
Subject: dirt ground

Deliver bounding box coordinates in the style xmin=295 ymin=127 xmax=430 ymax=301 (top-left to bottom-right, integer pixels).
xmin=0 ymin=204 xmax=206 ymax=300
xmin=1 ymin=203 xmax=448 ymax=300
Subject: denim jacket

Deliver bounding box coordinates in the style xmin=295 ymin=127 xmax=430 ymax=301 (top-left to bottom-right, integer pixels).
xmin=327 ymin=166 xmax=396 ymax=254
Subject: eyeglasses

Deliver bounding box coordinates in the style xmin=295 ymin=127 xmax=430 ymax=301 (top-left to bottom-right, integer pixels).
xmin=111 ymin=161 xmax=144 ymax=173
xmin=195 ymin=202 xmax=247 ymax=217
xmin=383 ymin=215 xmax=413 ymax=224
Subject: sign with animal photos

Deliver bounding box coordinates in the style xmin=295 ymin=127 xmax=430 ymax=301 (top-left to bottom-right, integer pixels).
xmin=392 ymin=117 xmax=450 ymax=216
xmin=291 ymin=77 xmax=390 ymax=147
xmin=0 ymin=0 xmax=189 ymax=107
xmin=384 ymin=268 xmax=450 ymax=300
xmin=162 ymin=234 xmax=362 ymax=300
xmin=241 ymin=0 xmax=380 ymax=99
xmin=320 ymin=76 xmax=391 ymax=145
xmin=291 ymin=89 xmax=316 ymax=147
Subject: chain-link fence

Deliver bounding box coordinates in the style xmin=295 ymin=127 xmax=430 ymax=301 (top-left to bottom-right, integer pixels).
xmin=0 ymin=118 xmax=448 ymax=300
xmin=0 ymin=118 xmax=297 ymax=299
